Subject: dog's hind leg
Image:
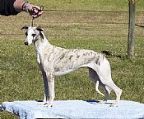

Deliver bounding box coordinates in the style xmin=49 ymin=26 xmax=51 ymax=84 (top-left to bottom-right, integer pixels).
xmin=100 ymin=58 xmax=122 ymax=105
xmin=90 ymin=58 xmax=122 ymax=106
xmin=96 ymin=81 xmax=104 ymax=96
xmin=106 ymin=82 xmax=122 ymax=106
xmin=96 ymin=85 xmax=112 ymax=104
xmin=103 ymin=86 xmax=112 ymax=102
xmin=89 ymin=68 xmax=104 ymax=97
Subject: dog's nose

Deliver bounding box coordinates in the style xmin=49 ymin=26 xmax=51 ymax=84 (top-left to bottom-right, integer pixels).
xmin=24 ymin=42 xmax=28 ymax=45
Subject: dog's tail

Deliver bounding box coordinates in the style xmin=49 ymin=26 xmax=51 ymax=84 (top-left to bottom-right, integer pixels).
xmin=101 ymin=50 xmax=122 ymax=58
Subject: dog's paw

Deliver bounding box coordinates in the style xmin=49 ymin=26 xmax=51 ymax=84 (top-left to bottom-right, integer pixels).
xmin=110 ymin=102 xmax=118 ymax=107
xmin=43 ymin=102 xmax=53 ymax=107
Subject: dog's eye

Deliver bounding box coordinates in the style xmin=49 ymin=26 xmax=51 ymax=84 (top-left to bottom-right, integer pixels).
xmin=32 ymin=34 xmax=36 ymax=37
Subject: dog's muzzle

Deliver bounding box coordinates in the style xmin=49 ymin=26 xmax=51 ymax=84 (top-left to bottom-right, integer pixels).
xmin=24 ymin=42 xmax=28 ymax=45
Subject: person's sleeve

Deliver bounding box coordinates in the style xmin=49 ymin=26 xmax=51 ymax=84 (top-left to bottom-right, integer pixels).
xmin=0 ymin=0 xmax=19 ymax=15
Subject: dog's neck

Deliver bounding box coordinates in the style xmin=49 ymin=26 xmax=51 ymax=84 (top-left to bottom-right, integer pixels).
xmin=34 ymin=32 xmax=52 ymax=54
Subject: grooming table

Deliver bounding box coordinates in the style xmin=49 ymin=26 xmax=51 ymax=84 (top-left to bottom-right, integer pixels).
xmin=1 ymin=100 xmax=144 ymax=119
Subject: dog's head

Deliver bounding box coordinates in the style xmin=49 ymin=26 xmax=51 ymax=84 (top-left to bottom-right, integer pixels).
xmin=21 ymin=26 xmax=44 ymax=45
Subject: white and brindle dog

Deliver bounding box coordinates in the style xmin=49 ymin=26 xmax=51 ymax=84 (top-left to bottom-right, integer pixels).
xmin=22 ymin=26 xmax=122 ymax=107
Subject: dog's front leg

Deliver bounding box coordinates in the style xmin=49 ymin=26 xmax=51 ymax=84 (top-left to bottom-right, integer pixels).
xmin=43 ymin=72 xmax=55 ymax=107
xmin=39 ymin=64 xmax=55 ymax=107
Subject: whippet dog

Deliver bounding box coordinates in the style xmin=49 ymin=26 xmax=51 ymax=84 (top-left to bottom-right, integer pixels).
xmin=22 ymin=26 xmax=122 ymax=107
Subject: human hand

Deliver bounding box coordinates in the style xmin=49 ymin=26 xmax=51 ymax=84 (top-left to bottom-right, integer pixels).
xmin=22 ymin=3 xmax=43 ymax=18
xmin=28 ymin=5 xmax=43 ymax=18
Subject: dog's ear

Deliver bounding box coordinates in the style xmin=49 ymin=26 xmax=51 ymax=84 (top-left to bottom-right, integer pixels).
xmin=36 ymin=26 xmax=44 ymax=39
xmin=36 ymin=26 xmax=43 ymax=31
xmin=21 ymin=26 xmax=28 ymax=30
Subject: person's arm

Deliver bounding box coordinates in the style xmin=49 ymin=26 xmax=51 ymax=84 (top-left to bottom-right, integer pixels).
xmin=0 ymin=0 xmax=19 ymax=15
xmin=0 ymin=0 xmax=43 ymax=17
xmin=13 ymin=0 xmax=25 ymax=12
xmin=14 ymin=0 xmax=43 ymax=18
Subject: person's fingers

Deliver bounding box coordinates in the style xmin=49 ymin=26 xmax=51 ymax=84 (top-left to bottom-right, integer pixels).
xmin=29 ymin=6 xmax=43 ymax=18
xmin=32 ymin=11 xmax=43 ymax=18
xmin=31 ymin=10 xmax=43 ymax=18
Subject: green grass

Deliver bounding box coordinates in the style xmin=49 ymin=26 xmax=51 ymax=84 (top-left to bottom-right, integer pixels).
xmin=0 ymin=0 xmax=144 ymax=118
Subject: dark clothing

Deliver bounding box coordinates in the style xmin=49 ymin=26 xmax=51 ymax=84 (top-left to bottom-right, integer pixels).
xmin=0 ymin=0 xmax=19 ymax=15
